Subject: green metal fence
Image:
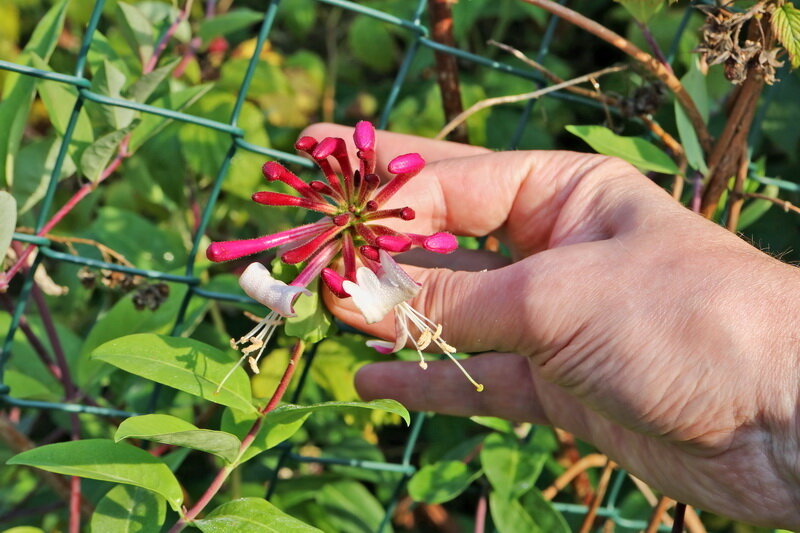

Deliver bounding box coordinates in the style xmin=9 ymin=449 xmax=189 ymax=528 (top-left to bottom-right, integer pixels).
xmin=0 ymin=0 xmax=788 ymax=530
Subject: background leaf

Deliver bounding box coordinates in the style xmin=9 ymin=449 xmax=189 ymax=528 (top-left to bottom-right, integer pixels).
xmin=566 ymin=125 xmax=679 ymax=174
xmin=480 ymin=432 xmax=546 ymax=499
xmin=772 ymin=3 xmax=800 ymax=68
xmin=91 ymin=333 xmax=256 ymax=413
xmin=0 ymin=191 xmax=16 ymax=265
xmin=7 ymin=439 xmax=183 ymax=511
xmin=195 ymin=498 xmax=321 ymax=533
xmin=407 ymin=461 xmax=481 ymax=504
xmin=81 ymin=121 xmax=139 ymax=183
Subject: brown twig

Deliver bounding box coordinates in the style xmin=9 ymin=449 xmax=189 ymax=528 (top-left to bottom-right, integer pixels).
xmin=743 ymin=192 xmax=800 ymax=215
xmin=518 ymin=0 xmax=712 ymax=151
xmin=645 ymin=496 xmax=674 ymax=533
xmin=577 ymin=458 xmax=616 ymax=533
xmin=429 ymin=0 xmax=468 ymax=143
xmin=701 ymin=15 xmax=773 ymax=218
xmin=725 ymin=151 xmax=750 ymax=231
xmin=435 ymin=65 xmax=627 ymax=140
xmin=672 ymin=502 xmax=687 ymax=532
xmin=542 ymin=452 xmax=607 ymax=501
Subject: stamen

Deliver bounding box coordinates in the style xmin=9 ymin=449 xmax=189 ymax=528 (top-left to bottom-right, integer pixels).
xmin=217 ymin=311 xmax=282 ymax=393
xmin=248 ymin=357 xmax=260 ymax=374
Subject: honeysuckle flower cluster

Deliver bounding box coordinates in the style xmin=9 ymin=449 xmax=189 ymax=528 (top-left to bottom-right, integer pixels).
xmin=207 ymin=121 xmax=483 ymax=392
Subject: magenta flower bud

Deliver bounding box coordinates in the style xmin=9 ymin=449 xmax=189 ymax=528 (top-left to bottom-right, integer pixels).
xmin=423 ymin=232 xmax=458 ymax=254
xmin=354 ymin=121 xmax=375 ymax=152
xmin=321 ymin=268 xmax=350 ymax=298
xmin=295 ymin=136 xmax=317 ymax=152
xmin=252 ymin=191 xmax=337 ymax=215
xmin=309 ymin=180 xmax=337 ymax=197
xmin=282 ymin=226 xmax=341 ymax=264
xmin=387 ymin=153 xmax=424 ymax=175
xmin=365 ymin=200 xmax=378 ymax=211
xmin=376 ymin=234 xmax=412 ymax=253
xmin=359 ymin=245 xmax=380 ymax=261
xmin=261 ymin=161 xmax=286 ymax=181
xmin=311 ymin=137 xmax=341 ymax=159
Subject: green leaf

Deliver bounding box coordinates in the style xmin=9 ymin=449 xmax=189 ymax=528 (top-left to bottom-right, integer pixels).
xmin=129 ymin=83 xmax=213 ymax=152
xmin=81 ymin=121 xmax=139 ymax=183
xmin=566 ymin=125 xmax=679 ymax=174
xmin=347 ymin=16 xmax=396 ymax=73
xmin=0 ymin=0 xmax=68 ymax=187
xmin=80 ymin=123 xmax=135 ymax=180
xmin=284 ymin=279 xmax=331 ymax=343
xmin=772 ymin=2 xmax=800 ymax=68
xmin=470 ymin=416 xmax=514 ymax=433
xmin=195 ymin=498 xmax=322 ymax=533
xmin=91 ymin=333 xmax=257 ymax=414
xmin=0 ymin=191 xmax=16 ymax=266
xmin=481 ymin=432 xmax=546 ymax=500
xmin=198 ymin=9 xmax=264 ymax=42
xmin=675 ymin=60 xmax=708 ymax=173
xmin=614 ymin=0 xmax=664 ymax=23
xmin=127 ymin=58 xmax=181 ymax=103
xmin=32 ymin=54 xmax=95 ymax=163
xmin=489 ymin=493 xmax=541 ymax=533
xmin=91 ymin=60 xmax=135 ymax=129
xmin=12 ymin=136 xmax=76 ymax=215
xmin=222 ymin=399 xmax=409 ymax=463
xmin=115 ymin=414 xmax=242 ymax=463
xmin=407 ymin=461 xmax=481 ymax=504
xmin=315 ymin=480 xmax=392 ymax=533
xmin=522 ymin=489 xmax=570 ymax=533
xmin=117 ymin=2 xmax=155 ymax=65
xmin=90 ymin=484 xmax=166 ymax=533
xmin=7 ymin=439 xmax=183 ymax=511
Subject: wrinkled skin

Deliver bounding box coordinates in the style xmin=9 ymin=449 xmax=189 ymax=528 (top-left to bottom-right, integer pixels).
xmin=303 ymin=124 xmax=800 ymax=529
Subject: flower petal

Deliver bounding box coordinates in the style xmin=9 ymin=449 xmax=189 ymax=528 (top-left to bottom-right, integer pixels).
xmin=239 ymin=263 xmax=311 ymax=317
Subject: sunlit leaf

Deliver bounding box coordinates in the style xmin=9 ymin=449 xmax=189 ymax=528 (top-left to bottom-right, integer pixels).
xmin=195 ymin=498 xmax=321 ymax=533
xmin=7 ymin=439 xmax=183 ymax=511
xmin=90 ymin=484 xmax=166 ymax=533
xmin=566 ymin=125 xmax=679 ymax=174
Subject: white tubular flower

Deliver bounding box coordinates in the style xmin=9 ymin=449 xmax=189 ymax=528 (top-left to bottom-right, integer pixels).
xmin=342 ymin=250 xmax=420 ymax=324
xmin=346 ymin=251 xmax=483 ymax=392
xmin=239 ymin=262 xmax=311 ymax=318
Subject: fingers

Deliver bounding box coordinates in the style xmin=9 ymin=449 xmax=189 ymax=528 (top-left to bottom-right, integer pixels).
xmin=355 ymin=353 xmax=549 ymax=423
xmin=395 ymin=247 xmax=511 ymax=271
xmin=323 ymin=244 xmax=597 ymax=355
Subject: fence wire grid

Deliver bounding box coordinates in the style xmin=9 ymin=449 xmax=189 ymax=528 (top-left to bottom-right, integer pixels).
xmin=0 ymin=0 xmax=789 ymax=531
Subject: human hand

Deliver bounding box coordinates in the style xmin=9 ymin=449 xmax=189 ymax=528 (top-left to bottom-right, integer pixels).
xmin=302 ymin=123 xmax=800 ymax=529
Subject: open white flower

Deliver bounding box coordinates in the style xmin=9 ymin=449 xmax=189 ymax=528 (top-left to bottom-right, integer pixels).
xmin=217 ymin=263 xmax=311 ymax=392
xmin=346 ymin=251 xmax=483 ymax=392
xmin=239 ymin=262 xmax=311 ymax=317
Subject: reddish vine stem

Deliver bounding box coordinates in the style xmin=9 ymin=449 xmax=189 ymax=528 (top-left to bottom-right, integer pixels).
xmin=168 ymin=340 xmax=306 ymax=533
xmin=518 ymin=0 xmax=711 ymax=151
xmin=429 ymin=0 xmax=469 ymax=143
xmin=473 ymin=488 xmax=487 ymax=533
xmin=635 ymin=20 xmax=672 ymax=73
xmin=0 ymin=293 xmax=60 ymax=378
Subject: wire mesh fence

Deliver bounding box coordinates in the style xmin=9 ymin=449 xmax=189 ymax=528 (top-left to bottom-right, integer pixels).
xmin=0 ymin=0 xmax=791 ymax=530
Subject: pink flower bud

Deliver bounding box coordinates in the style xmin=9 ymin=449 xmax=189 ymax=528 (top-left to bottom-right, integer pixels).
xmin=321 ymin=268 xmax=350 ymax=298
xmin=295 ymin=136 xmax=317 ymax=151
xmin=388 ymin=153 xmax=424 ymax=175
xmin=354 ymin=121 xmax=375 ymax=151
xmin=424 ymin=232 xmax=458 ymax=254
xmin=359 ymin=245 xmax=380 ymax=261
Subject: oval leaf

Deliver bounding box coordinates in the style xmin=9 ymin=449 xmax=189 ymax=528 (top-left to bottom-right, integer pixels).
xmin=0 ymin=192 xmax=16 ymax=265
xmin=115 ymin=414 xmax=242 ymax=464
xmin=195 ymin=498 xmax=321 ymax=533
xmin=566 ymin=125 xmax=679 ymax=174
xmin=91 ymin=333 xmax=256 ymax=414
xmin=223 ymin=399 xmax=410 ymax=463
xmin=481 ymin=432 xmax=546 ymax=499
xmin=90 ymin=484 xmax=166 ymax=533
xmin=407 ymin=460 xmax=481 ymax=504
xmin=6 ymin=439 xmax=183 ymax=511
